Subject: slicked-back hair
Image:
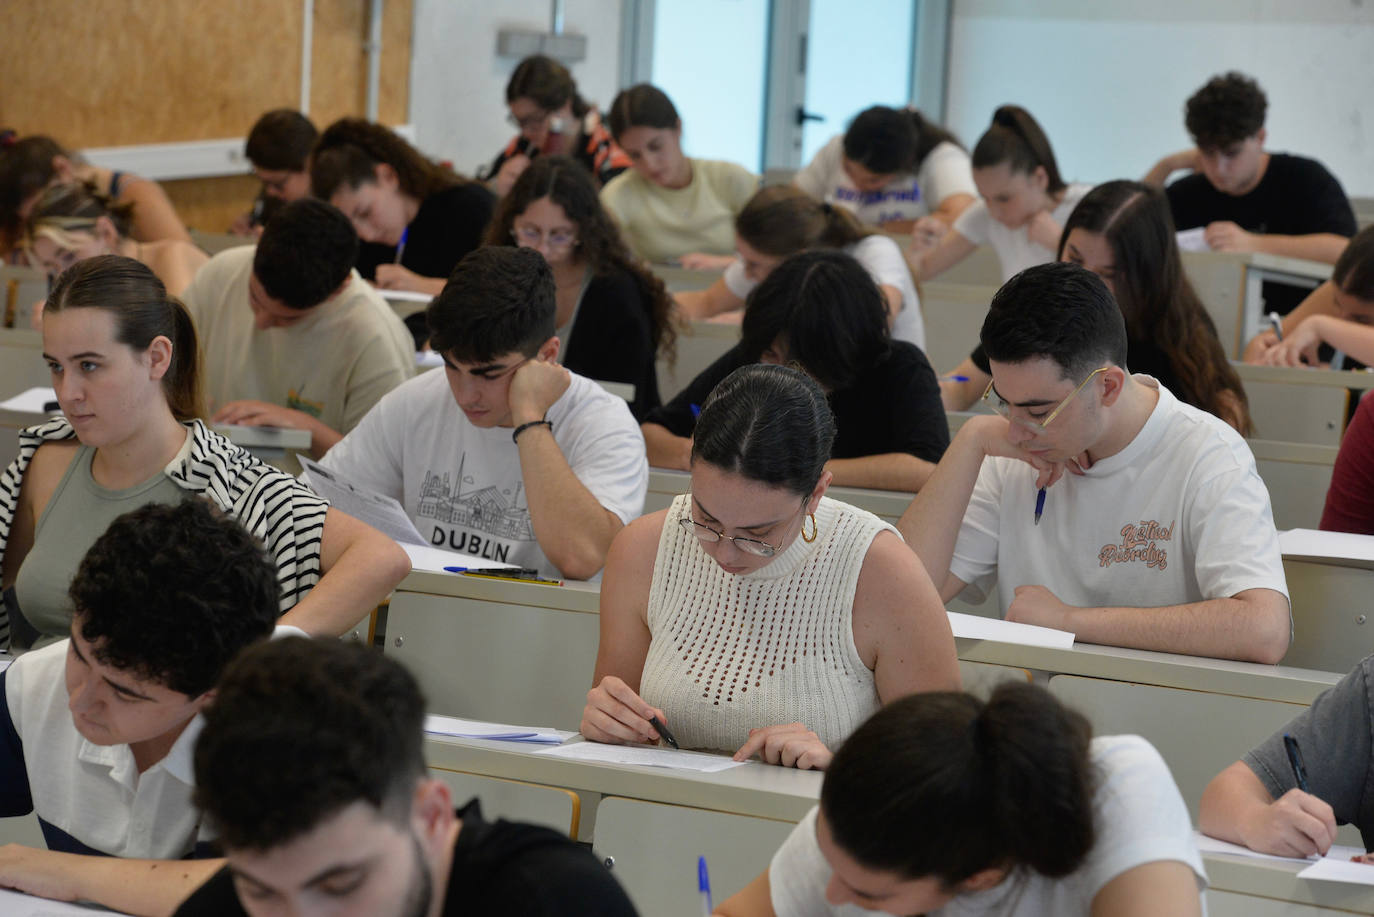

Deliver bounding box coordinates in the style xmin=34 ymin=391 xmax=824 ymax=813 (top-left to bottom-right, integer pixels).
xmin=193 ymin=639 xmax=427 ymax=852
xmin=740 ymin=249 xmax=890 ymax=392
xmin=71 ymin=500 xmax=278 ymax=697
xmin=245 ymin=110 xmax=319 ymax=172
xmin=1185 ymin=72 xmax=1267 ymax=151
xmin=1334 ymin=224 xmax=1374 ymax=302
xmin=691 ymin=363 xmax=836 ymax=498
xmin=253 ymin=198 xmax=358 ymax=310
xmin=607 ymin=83 xmax=680 ymax=138
xmin=823 ymin=683 xmax=1096 ymax=887
xmin=734 ymin=185 xmax=870 ymax=257
xmin=427 ymin=246 xmax=555 ymax=363
xmin=980 ymin=262 xmax=1128 ymax=382
xmin=506 ymin=55 xmax=590 ymax=119
xmin=971 ymin=105 xmax=1065 ymax=194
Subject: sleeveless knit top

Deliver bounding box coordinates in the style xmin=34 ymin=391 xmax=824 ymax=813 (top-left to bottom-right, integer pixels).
xmin=639 ymin=494 xmax=893 ymax=753
xmin=14 ymin=443 xmax=186 ymax=647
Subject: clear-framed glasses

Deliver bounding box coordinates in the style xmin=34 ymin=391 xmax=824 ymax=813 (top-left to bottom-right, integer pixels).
xmin=678 ymin=500 xmax=807 ymax=558
xmin=511 ymin=225 xmax=578 ymax=250
xmin=981 ymin=366 xmax=1110 ymax=434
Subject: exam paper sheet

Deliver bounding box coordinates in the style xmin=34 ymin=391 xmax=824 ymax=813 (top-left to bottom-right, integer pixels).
xmin=424 ymin=714 xmax=573 ymax=744
xmin=299 ymin=455 xmax=427 ymax=545
xmin=947 ymin=611 xmax=1075 ymax=649
xmin=0 ymin=886 xmax=129 ymax=914
xmin=536 ymin=742 xmax=745 ymax=773
xmin=1298 ymin=855 xmax=1374 ymax=884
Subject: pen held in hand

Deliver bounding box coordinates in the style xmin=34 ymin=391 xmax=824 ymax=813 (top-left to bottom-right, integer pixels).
xmin=1284 ymin=733 xmax=1310 ymax=793
xmin=650 ymin=715 xmax=679 ymax=749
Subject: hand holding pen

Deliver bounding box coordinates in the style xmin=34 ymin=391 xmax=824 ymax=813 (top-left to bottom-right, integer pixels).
xmin=580 ymin=675 xmax=673 ymax=747
xmin=1235 ymin=734 xmax=1338 ymax=858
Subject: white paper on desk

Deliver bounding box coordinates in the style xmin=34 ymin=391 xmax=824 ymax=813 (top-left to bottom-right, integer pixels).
xmin=0 ymin=885 xmax=130 ymax=914
xmin=424 ymin=714 xmax=573 ymax=745
xmin=381 ymin=289 xmax=434 ymax=303
xmin=947 ymin=611 xmax=1075 ymax=649
xmin=1176 ymin=227 xmax=1210 ymax=252
xmin=1279 ymin=528 xmax=1374 ymax=568
xmin=1298 ymin=854 xmax=1374 ymax=884
xmin=398 ymin=542 xmax=517 ymax=575
xmin=1195 ymin=831 xmax=1365 ymax=866
xmin=299 ymin=455 xmax=427 ymax=545
xmin=535 ymin=742 xmax=745 ymax=773
xmin=0 ymin=386 xmax=57 ymax=413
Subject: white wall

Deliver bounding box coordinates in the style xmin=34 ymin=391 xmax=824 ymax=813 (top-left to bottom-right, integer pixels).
xmin=409 ymin=0 xmax=625 ymax=178
xmin=946 ymin=0 xmax=1374 ymax=197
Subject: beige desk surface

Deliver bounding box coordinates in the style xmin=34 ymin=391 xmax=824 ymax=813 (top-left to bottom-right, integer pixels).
xmin=425 ymin=734 xmax=821 ymax=823
xmin=394 ymin=572 xmax=1341 ymax=705
xmin=1235 ymin=362 xmax=1374 ymax=391
xmin=1205 ymin=851 xmax=1374 ymax=913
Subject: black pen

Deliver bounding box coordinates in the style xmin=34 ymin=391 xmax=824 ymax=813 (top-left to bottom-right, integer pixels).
xmin=1283 ymin=733 xmax=1310 ymax=793
xmin=650 ymin=716 xmax=679 ymax=749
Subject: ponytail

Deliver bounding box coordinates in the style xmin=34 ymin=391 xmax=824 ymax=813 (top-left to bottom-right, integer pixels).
xmin=46 ymin=254 xmax=204 ymax=422
xmin=735 ymin=185 xmax=870 ymax=257
xmin=822 ymin=682 xmax=1096 ymax=887
xmin=972 ymin=105 xmax=1065 ymax=193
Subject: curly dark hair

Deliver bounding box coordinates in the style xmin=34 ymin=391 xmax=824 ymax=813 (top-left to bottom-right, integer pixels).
xmin=1185 ymin=72 xmax=1267 ymax=151
xmin=70 ymin=500 xmax=279 ymax=697
xmin=311 ymin=117 xmax=465 ymax=201
xmin=193 ymin=638 xmax=427 ymax=851
xmin=253 ymin=198 xmax=359 ymax=310
xmin=484 ymin=155 xmax=676 ymax=361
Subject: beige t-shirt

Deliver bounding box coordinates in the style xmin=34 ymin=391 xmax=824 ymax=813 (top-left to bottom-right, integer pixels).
xmin=182 ymin=245 xmax=415 ymax=437
xmin=599 ymin=157 xmax=757 ymax=263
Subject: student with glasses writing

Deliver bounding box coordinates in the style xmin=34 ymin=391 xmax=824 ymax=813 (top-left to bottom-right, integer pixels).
xmin=484 ymin=156 xmax=675 ymax=420
xmin=898 ymin=262 xmax=1291 ymax=664
xmin=582 ymin=363 xmax=959 ymax=769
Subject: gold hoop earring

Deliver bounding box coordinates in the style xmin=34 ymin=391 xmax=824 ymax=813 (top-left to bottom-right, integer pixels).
xmin=801 ymin=513 xmax=818 ymax=543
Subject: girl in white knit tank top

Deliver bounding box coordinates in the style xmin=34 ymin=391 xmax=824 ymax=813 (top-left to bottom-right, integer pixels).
xmin=581 ymin=359 xmax=959 ymax=770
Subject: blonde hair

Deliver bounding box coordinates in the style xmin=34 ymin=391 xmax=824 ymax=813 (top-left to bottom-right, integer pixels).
xmin=24 ymin=181 xmax=131 ymax=258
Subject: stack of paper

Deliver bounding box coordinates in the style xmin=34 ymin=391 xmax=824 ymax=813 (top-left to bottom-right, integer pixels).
xmin=947 ymin=611 xmax=1075 ymax=649
xmin=424 ymin=714 xmax=573 ymax=745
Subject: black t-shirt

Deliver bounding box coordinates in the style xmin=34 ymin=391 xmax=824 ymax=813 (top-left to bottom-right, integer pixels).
xmin=172 ymin=799 xmax=640 ymax=917
xmin=563 ymin=269 xmax=661 ymax=421
xmin=1165 ymin=152 xmax=1356 ymax=238
xmin=355 ymin=183 xmax=496 ymax=282
xmin=645 ymin=341 xmax=950 ymax=463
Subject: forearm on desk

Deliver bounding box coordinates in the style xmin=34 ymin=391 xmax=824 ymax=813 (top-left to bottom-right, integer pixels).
xmin=279 ymin=508 xmax=411 ymax=636
xmin=1061 ymin=589 xmax=1291 ymax=664
xmin=825 ymin=453 xmax=932 ymax=492
xmin=1251 ymin=232 xmax=1349 ymax=264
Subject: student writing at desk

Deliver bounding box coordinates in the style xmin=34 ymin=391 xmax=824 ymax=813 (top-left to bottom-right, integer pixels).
xmin=484 ymin=155 xmax=676 ymax=421
xmin=0 ymin=256 xmax=409 ymax=647
xmin=584 ymin=363 xmax=958 ymax=770
xmin=644 ymin=251 xmax=947 ymax=493
xmin=898 ymin=262 xmax=1292 ymax=664
xmin=1145 ymin=71 xmax=1356 ymax=269
xmin=1201 ymin=651 xmax=1374 ymax=860
xmin=179 ymin=198 xmax=414 ymax=460
xmin=174 ymin=638 xmax=639 ymax=916
xmin=1246 ymin=224 xmax=1374 ymax=367
xmin=716 ymin=683 xmax=1206 ymax=916
xmin=312 ymin=118 xmax=495 ymax=296
xmin=319 ymin=246 xmax=647 ymax=580
xmin=0 ymin=501 xmax=279 ymax=916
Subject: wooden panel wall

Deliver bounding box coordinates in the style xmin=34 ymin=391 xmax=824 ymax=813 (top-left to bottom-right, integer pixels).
xmin=0 ymin=0 xmax=412 ymax=232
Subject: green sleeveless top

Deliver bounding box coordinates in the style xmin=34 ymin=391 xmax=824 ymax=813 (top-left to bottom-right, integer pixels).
xmin=13 ymin=444 xmax=186 ymax=648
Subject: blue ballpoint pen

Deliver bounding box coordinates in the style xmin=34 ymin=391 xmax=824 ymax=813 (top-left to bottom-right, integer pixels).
xmin=1034 ymin=487 xmax=1046 ymax=526
xmin=698 ymin=856 xmax=713 ymax=915
xmin=395 ymin=226 xmax=410 ymax=264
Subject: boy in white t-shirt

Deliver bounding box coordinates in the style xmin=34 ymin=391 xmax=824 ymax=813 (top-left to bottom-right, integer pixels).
xmin=898 ymin=262 xmax=1291 ymax=664
xmin=320 ymin=246 xmax=647 ymax=579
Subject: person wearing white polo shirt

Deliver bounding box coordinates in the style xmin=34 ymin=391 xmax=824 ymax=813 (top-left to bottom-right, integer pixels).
xmin=0 ymin=501 xmax=281 ymax=916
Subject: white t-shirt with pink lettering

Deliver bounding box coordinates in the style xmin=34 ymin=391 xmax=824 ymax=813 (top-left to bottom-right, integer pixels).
xmin=949 ymin=378 xmax=1289 ymax=615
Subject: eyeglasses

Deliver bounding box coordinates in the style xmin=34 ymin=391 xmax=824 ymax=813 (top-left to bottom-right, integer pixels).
xmin=511 ymin=225 xmax=578 ymax=250
xmin=678 ymin=501 xmax=807 ymax=558
xmin=506 ymin=111 xmax=549 ymax=130
xmin=981 ymin=366 xmax=1109 ymax=434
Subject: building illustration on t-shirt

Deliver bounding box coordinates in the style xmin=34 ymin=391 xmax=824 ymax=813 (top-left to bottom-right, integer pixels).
xmin=416 ymin=455 xmax=535 ymax=561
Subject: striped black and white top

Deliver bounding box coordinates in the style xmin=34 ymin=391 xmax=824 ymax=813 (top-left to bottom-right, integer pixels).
xmin=0 ymin=418 xmax=329 ymax=648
